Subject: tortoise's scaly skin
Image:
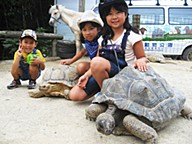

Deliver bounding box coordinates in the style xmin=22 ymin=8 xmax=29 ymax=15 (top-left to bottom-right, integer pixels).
xmin=85 ymin=66 xmax=192 ymax=144
xmin=28 ymin=65 xmax=79 ymax=99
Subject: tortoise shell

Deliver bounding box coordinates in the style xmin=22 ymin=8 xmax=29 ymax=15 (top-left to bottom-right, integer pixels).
xmin=41 ymin=65 xmax=79 ymax=87
xmin=93 ymin=66 xmax=185 ymax=123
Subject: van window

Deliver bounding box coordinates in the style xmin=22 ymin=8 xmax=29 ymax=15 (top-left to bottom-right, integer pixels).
xmin=129 ymin=7 xmax=164 ymax=25
xmin=91 ymin=3 xmax=192 ymax=61
xmin=169 ymin=8 xmax=192 ymax=25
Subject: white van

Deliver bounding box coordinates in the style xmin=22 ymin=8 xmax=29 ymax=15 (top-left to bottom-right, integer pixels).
xmin=92 ymin=0 xmax=192 ymax=61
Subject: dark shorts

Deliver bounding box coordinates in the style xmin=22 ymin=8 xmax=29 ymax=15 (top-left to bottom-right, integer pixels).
xmin=84 ymin=61 xmax=120 ymax=96
xmin=19 ymin=60 xmax=41 ymax=81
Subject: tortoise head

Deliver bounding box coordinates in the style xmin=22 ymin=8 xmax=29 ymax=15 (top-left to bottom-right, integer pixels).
xmin=96 ymin=113 xmax=115 ymax=135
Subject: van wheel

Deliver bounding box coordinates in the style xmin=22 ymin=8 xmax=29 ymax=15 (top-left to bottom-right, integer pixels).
xmin=182 ymin=47 xmax=192 ymax=61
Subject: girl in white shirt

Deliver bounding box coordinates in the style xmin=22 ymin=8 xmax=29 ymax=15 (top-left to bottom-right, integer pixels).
xmin=69 ymin=0 xmax=148 ymax=101
xmin=91 ymin=0 xmax=148 ymax=88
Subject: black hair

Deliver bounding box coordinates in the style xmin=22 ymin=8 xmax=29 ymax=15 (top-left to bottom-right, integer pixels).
xmin=79 ymin=21 xmax=102 ymax=43
xmin=100 ymin=3 xmax=139 ymax=46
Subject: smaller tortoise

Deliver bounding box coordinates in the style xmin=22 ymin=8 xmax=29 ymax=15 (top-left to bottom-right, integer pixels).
xmin=146 ymin=53 xmax=166 ymax=63
xmin=28 ymin=65 xmax=79 ymax=99
xmin=146 ymin=53 xmax=177 ymax=64
xmin=85 ymin=66 xmax=192 ymax=144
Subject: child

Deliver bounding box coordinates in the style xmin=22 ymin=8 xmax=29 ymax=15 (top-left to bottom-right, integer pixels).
xmin=60 ymin=10 xmax=103 ymax=75
xmin=69 ymin=0 xmax=148 ymax=101
xmin=7 ymin=29 xmax=46 ymax=89
xmin=91 ymin=0 xmax=148 ymax=87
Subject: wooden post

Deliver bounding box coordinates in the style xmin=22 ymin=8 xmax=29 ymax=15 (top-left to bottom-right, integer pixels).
xmin=0 ymin=31 xmax=63 ymax=57
xmin=52 ymin=39 xmax=57 ymax=57
xmin=79 ymin=0 xmax=85 ymax=12
xmin=132 ymin=14 xmax=140 ymax=30
xmin=0 ymin=31 xmax=63 ymax=39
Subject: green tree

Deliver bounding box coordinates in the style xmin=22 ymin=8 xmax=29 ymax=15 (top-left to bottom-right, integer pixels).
xmin=0 ymin=0 xmax=54 ymax=31
xmin=0 ymin=0 xmax=54 ymax=60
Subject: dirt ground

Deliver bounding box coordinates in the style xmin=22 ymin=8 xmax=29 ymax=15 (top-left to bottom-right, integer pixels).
xmin=0 ymin=57 xmax=192 ymax=144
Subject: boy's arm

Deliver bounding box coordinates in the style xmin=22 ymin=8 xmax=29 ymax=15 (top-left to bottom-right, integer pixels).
xmin=12 ymin=52 xmax=21 ymax=71
xmin=11 ymin=46 xmax=23 ymax=73
xmin=38 ymin=59 xmax=45 ymax=70
xmin=35 ymin=49 xmax=46 ymax=70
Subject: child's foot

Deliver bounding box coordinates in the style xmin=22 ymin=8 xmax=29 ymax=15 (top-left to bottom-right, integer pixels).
xmin=28 ymin=80 xmax=36 ymax=89
xmin=7 ymin=79 xmax=21 ymax=89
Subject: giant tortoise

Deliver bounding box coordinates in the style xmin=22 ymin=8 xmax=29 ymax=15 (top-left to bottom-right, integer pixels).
xmin=28 ymin=65 xmax=79 ymax=99
xmin=85 ymin=66 xmax=192 ymax=144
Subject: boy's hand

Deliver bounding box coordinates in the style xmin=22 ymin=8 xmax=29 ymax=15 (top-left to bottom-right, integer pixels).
xmin=29 ymin=55 xmax=45 ymax=70
xmin=30 ymin=56 xmax=42 ymax=66
xmin=17 ymin=44 xmax=23 ymax=57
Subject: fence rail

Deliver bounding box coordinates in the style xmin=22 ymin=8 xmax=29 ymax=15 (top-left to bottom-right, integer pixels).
xmin=0 ymin=31 xmax=63 ymax=56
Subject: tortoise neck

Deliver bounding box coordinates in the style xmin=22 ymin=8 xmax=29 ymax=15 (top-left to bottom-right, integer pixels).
xmin=106 ymin=104 xmax=117 ymax=115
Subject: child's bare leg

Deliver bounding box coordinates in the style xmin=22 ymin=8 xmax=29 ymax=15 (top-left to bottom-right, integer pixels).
xmin=29 ymin=65 xmax=39 ymax=80
xmin=11 ymin=66 xmax=22 ymax=80
xmin=69 ymin=85 xmax=89 ymax=101
xmin=28 ymin=65 xmax=39 ymax=89
xmin=7 ymin=67 xmax=22 ymax=89
xmin=91 ymin=57 xmax=111 ymax=88
xmin=76 ymin=62 xmax=90 ymax=75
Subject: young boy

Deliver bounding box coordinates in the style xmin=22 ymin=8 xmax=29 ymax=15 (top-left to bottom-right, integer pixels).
xmin=7 ymin=29 xmax=46 ymax=89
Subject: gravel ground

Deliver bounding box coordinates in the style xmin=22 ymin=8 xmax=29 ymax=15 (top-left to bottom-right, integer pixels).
xmin=0 ymin=58 xmax=192 ymax=144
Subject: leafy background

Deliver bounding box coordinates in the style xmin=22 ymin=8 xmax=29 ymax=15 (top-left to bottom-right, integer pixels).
xmin=0 ymin=0 xmax=54 ymax=60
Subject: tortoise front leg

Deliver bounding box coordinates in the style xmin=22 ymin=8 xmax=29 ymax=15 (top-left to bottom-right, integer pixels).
xmin=85 ymin=103 xmax=107 ymax=121
xmin=95 ymin=104 xmax=118 ymax=135
xmin=28 ymin=89 xmax=44 ymax=98
xmin=123 ymin=114 xmax=158 ymax=144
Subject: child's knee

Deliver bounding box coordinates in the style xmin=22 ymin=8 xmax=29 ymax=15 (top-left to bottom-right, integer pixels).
xmin=29 ymin=66 xmax=40 ymax=78
xmin=69 ymin=92 xmax=81 ymax=101
xmin=91 ymin=57 xmax=109 ymax=73
xmin=69 ymin=88 xmax=87 ymax=101
xmin=91 ymin=57 xmax=103 ymax=69
xmin=29 ymin=65 xmax=38 ymax=72
xmin=76 ymin=64 xmax=86 ymax=75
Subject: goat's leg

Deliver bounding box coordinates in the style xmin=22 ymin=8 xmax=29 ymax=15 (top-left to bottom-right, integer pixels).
xmin=74 ymin=33 xmax=82 ymax=54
